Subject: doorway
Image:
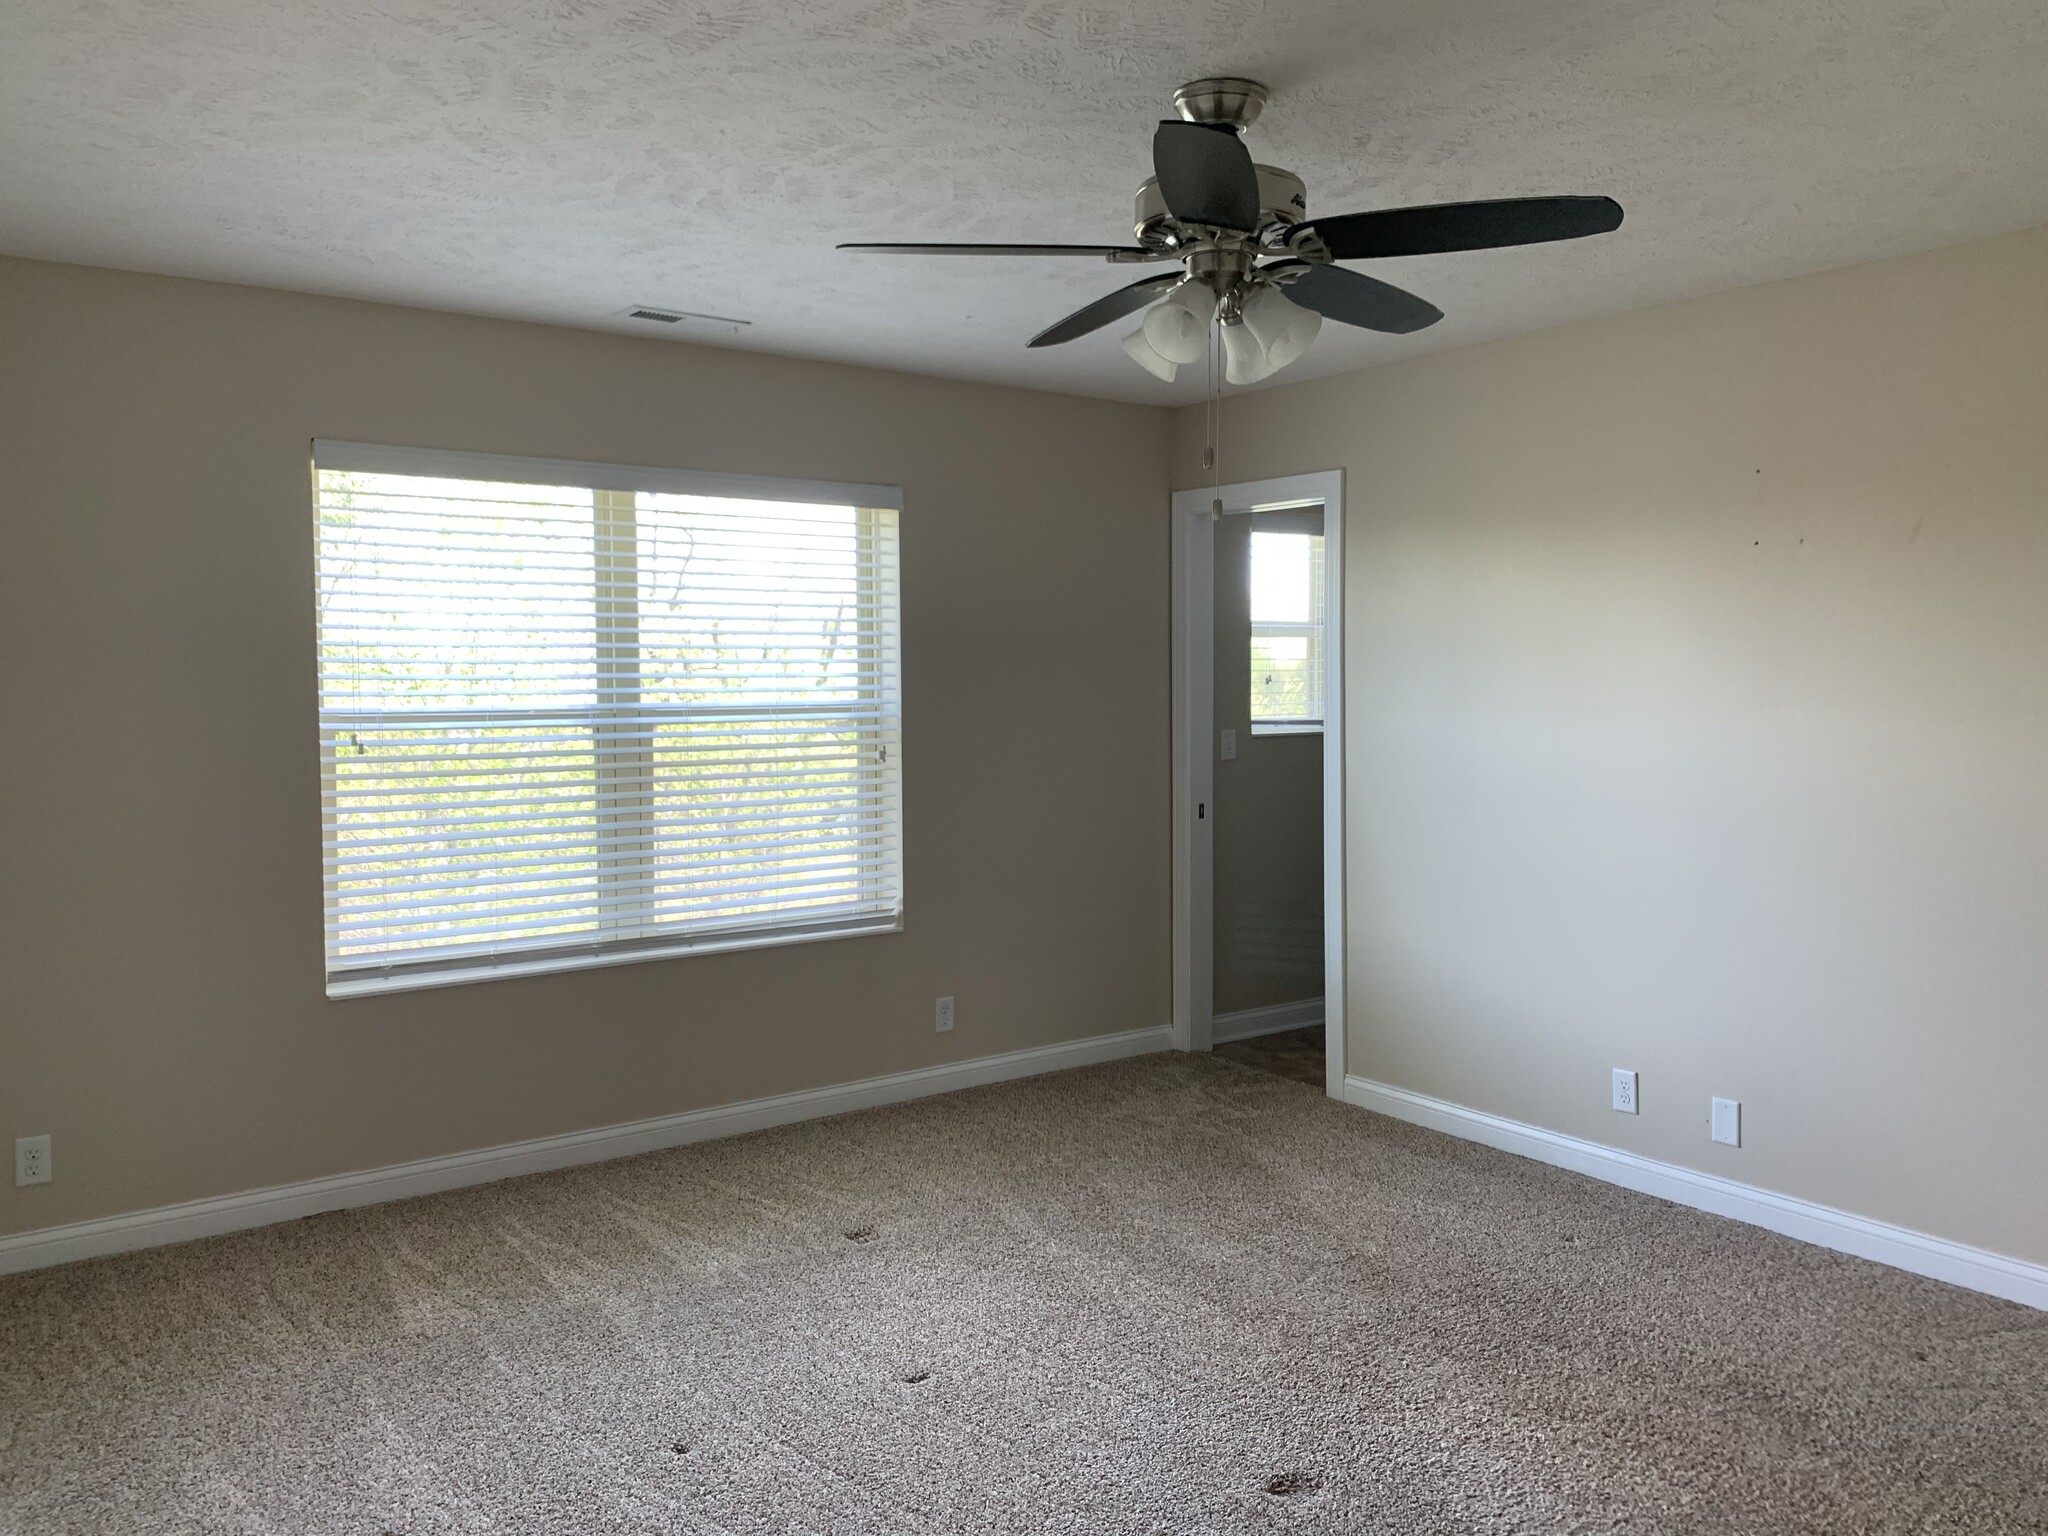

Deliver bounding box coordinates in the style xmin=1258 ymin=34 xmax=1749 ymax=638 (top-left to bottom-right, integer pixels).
xmin=1171 ymin=472 xmax=1346 ymax=1097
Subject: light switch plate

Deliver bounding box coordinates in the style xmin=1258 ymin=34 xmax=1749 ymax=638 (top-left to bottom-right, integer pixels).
xmin=1220 ymin=729 xmax=1237 ymax=760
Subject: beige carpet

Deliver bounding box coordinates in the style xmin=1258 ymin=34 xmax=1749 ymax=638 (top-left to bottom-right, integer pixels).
xmin=2 ymin=1053 xmax=2043 ymax=1534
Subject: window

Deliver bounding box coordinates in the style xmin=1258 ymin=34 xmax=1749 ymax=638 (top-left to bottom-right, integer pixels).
xmin=1248 ymin=508 xmax=1326 ymax=733
xmin=313 ymin=442 xmax=902 ymax=997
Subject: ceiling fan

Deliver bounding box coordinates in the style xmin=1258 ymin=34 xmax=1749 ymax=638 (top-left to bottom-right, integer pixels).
xmin=840 ymin=78 xmax=1623 ymax=385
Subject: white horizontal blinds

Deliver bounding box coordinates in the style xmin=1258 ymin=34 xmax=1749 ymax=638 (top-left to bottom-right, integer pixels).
xmin=628 ymin=491 xmax=899 ymax=937
xmin=315 ymin=452 xmax=902 ymax=985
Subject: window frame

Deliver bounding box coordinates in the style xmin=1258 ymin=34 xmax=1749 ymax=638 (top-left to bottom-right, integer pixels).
xmin=312 ymin=441 xmax=906 ymax=998
xmin=1247 ymin=514 xmax=1327 ymax=736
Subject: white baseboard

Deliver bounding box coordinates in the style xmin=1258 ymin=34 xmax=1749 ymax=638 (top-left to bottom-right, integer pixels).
xmin=0 ymin=1025 xmax=1173 ymax=1277
xmin=1344 ymin=1076 xmax=2048 ymax=1312
xmin=1212 ymin=997 xmax=1325 ymax=1044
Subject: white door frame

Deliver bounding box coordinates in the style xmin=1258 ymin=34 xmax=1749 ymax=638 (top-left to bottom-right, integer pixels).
xmin=1171 ymin=469 xmax=1346 ymax=1098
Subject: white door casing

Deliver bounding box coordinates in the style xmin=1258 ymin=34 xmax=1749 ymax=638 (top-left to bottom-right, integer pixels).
xmin=1171 ymin=470 xmax=1346 ymax=1097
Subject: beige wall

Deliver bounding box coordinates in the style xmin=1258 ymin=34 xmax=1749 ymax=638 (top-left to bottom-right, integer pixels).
xmin=0 ymin=256 xmax=1172 ymax=1237
xmin=1211 ymin=514 xmax=1323 ymax=1015
xmin=1174 ymin=223 xmax=2048 ymax=1267
xmin=10 ymin=219 xmax=2046 ymax=1270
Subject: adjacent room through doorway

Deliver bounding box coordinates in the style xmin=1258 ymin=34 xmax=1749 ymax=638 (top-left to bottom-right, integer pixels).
xmin=1211 ymin=504 xmax=1327 ymax=1087
xmin=1172 ymin=470 xmax=1346 ymax=1094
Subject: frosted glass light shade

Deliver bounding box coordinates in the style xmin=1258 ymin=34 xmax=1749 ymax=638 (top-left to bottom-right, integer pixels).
xmin=1220 ymin=317 xmax=1275 ymax=385
xmin=1142 ymin=281 xmax=1214 ymax=365
xmin=1121 ymin=327 xmax=1179 ymax=382
xmin=1242 ymin=283 xmax=1322 ymax=371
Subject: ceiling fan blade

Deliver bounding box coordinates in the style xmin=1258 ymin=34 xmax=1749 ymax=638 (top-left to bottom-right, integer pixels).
xmin=1283 ymin=264 xmax=1442 ymax=334
xmin=1294 ymin=196 xmax=1623 ymax=260
xmin=1152 ymin=120 xmax=1261 ymax=232
xmin=838 ymin=242 xmax=1154 ymax=257
xmin=1028 ymin=272 xmax=1182 ymax=348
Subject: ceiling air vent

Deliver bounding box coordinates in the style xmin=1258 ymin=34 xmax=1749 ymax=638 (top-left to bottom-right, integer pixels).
xmin=622 ymin=306 xmax=751 ymax=331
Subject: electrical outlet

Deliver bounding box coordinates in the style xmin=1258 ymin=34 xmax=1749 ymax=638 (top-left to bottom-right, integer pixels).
xmin=1220 ymin=729 xmax=1237 ymax=761
xmin=935 ymin=996 xmax=955 ymax=1034
xmin=15 ymin=1135 xmax=52 ymax=1186
xmin=1712 ymin=1098 xmax=1741 ymax=1147
xmin=1612 ymin=1069 xmax=1639 ymax=1115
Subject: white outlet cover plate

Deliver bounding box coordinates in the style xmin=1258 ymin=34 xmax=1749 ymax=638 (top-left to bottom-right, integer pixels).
xmin=1712 ymin=1097 xmax=1741 ymax=1146
xmin=1612 ymin=1069 xmax=1639 ymax=1115
xmin=15 ymin=1135 xmax=52 ymax=1186
xmin=935 ymin=996 xmax=955 ymax=1033
xmin=1220 ymin=729 xmax=1236 ymax=761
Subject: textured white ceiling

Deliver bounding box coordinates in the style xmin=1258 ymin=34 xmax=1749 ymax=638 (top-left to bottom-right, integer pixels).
xmin=3 ymin=1 xmax=2045 ymax=403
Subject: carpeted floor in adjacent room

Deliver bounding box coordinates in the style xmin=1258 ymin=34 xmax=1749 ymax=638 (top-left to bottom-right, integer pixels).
xmin=2 ymin=1051 xmax=2043 ymax=1534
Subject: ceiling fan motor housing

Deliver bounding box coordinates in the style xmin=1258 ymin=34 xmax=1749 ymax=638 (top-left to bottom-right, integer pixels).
xmin=1132 ymin=165 xmax=1306 ymax=248
xmin=1172 ymin=77 xmax=1268 ymax=131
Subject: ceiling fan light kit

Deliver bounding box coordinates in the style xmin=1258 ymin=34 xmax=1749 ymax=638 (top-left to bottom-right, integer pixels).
xmin=1121 ymin=326 xmax=1181 ymax=382
xmin=1219 ymin=315 xmax=1272 ymax=385
xmin=1142 ymin=280 xmax=1215 ymax=365
xmin=839 ymin=77 xmax=1623 ymax=386
xmin=1242 ymin=283 xmax=1322 ymax=372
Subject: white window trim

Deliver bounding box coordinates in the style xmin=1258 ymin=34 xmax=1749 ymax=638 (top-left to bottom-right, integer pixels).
xmin=314 ymin=441 xmax=903 ymax=512
xmin=325 ymin=915 xmax=905 ymax=999
xmin=312 ymin=441 xmax=905 ymax=998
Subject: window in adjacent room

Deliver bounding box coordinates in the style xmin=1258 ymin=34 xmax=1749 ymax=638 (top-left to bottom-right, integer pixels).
xmin=1247 ymin=506 xmax=1326 ymax=733
xmin=312 ymin=442 xmax=903 ymax=997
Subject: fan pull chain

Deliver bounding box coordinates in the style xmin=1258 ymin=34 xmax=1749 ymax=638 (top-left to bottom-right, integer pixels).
xmin=1206 ymin=315 xmax=1223 ymax=521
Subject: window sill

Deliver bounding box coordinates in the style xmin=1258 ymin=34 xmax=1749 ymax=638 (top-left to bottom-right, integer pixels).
xmin=327 ymin=913 xmax=903 ymax=999
xmin=1249 ymin=722 xmax=1324 ymax=737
